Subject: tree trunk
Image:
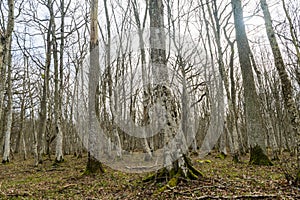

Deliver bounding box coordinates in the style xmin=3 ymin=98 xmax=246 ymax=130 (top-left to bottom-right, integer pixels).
xmin=1 ymin=0 xmax=14 ymax=164
xmin=51 ymin=0 xmax=64 ymax=163
xmin=85 ymin=0 xmax=105 ymax=174
xmin=2 ymin=38 xmax=12 ymax=164
xmin=0 ymin=37 xmax=6 ymax=138
xmin=231 ymin=0 xmax=272 ymax=166
xmin=207 ymin=0 xmax=240 ymax=160
xmin=132 ymin=0 xmax=153 ymax=161
xmin=144 ymin=0 xmax=203 ymax=190
xmin=14 ymin=58 xmax=27 ymax=160
xmin=37 ymin=7 xmax=52 ymax=165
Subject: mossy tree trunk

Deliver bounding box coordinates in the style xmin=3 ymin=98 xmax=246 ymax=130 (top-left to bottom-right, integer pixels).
xmin=142 ymin=85 xmax=203 ymax=190
xmin=86 ymin=152 xmax=105 ymax=174
xmin=249 ymin=145 xmax=272 ymax=166
xmin=231 ymin=0 xmax=272 ymax=166
xmin=144 ymin=1 xmax=203 ymax=190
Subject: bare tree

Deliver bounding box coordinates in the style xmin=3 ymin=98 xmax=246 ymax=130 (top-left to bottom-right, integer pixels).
xmin=52 ymin=0 xmax=64 ymax=163
xmin=260 ymin=0 xmax=300 ymax=183
xmin=85 ymin=0 xmax=105 ymax=174
xmin=231 ymin=0 xmax=272 ymax=165
xmin=1 ymin=0 xmax=15 ymax=164
xmin=144 ymin=0 xmax=203 ymax=189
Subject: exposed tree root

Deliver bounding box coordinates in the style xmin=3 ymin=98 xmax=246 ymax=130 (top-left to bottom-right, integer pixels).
xmin=83 ymin=153 xmax=105 ymax=175
xmin=143 ymin=155 xmax=203 ymax=193
xmin=2 ymin=159 xmax=9 ymax=164
xmin=54 ymin=156 xmax=64 ymax=164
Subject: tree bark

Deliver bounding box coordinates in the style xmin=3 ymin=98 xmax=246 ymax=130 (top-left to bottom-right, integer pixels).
xmin=1 ymin=0 xmax=14 ymax=164
xmin=85 ymin=0 xmax=105 ymax=174
xmin=231 ymin=0 xmax=272 ymax=165
xmin=143 ymin=0 xmax=203 ymax=190
xmin=207 ymin=0 xmax=240 ymax=161
xmin=2 ymin=37 xmax=12 ymax=164
xmin=132 ymin=0 xmax=153 ymax=161
xmin=51 ymin=0 xmax=64 ymax=163
xmin=36 ymin=1 xmax=53 ymax=165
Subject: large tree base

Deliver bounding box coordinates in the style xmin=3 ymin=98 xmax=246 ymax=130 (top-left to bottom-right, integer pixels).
xmin=143 ymin=155 xmax=203 ymax=193
xmin=84 ymin=153 xmax=105 ymax=175
xmin=249 ymin=145 xmax=273 ymax=166
xmin=54 ymin=156 xmax=64 ymax=164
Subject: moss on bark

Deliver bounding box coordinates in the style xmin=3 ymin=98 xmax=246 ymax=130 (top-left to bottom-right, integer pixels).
xmin=249 ymin=145 xmax=273 ymax=166
xmin=143 ymin=155 xmax=203 ymax=193
xmin=84 ymin=152 xmax=105 ymax=175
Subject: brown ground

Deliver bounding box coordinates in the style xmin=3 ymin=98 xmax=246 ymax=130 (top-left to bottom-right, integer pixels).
xmin=0 ymin=152 xmax=299 ymax=199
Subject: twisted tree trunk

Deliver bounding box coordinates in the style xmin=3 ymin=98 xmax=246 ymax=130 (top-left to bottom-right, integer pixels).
xmin=144 ymin=0 xmax=203 ymax=191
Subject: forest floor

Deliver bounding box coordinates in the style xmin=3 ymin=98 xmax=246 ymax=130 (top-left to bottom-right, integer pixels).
xmin=0 ymin=152 xmax=299 ymax=199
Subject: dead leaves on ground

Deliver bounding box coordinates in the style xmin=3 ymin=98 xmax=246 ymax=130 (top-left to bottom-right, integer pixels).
xmin=0 ymin=153 xmax=299 ymax=199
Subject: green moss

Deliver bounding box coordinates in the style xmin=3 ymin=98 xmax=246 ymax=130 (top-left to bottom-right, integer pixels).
xmin=249 ymin=145 xmax=273 ymax=166
xmin=187 ymin=169 xmax=199 ymax=180
xmin=168 ymin=176 xmax=179 ymax=187
xmin=143 ymin=173 xmax=156 ymax=183
xmin=215 ymin=152 xmax=227 ymax=160
xmin=84 ymin=153 xmax=105 ymax=174
xmin=196 ymin=159 xmax=211 ymax=164
xmin=149 ymin=155 xmax=204 ymax=194
xmin=155 ymin=171 xmax=181 ymax=194
xmin=156 ymin=185 xmax=167 ymax=193
xmin=295 ymin=169 xmax=300 ymax=186
xmin=143 ymin=168 xmax=167 ymax=183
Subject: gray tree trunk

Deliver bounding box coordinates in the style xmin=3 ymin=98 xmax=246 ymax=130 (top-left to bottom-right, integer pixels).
xmin=86 ymin=0 xmax=105 ymax=174
xmin=231 ymin=0 xmax=272 ymax=165
xmin=1 ymin=0 xmax=14 ymax=164
xmin=146 ymin=1 xmax=202 ymax=184
xmin=51 ymin=0 xmax=64 ymax=162
xmin=37 ymin=7 xmax=52 ymax=165
xmin=2 ymin=38 xmax=12 ymax=163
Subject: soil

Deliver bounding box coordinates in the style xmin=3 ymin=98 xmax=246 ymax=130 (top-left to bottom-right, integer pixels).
xmin=0 ymin=152 xmax=299 ymax=199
